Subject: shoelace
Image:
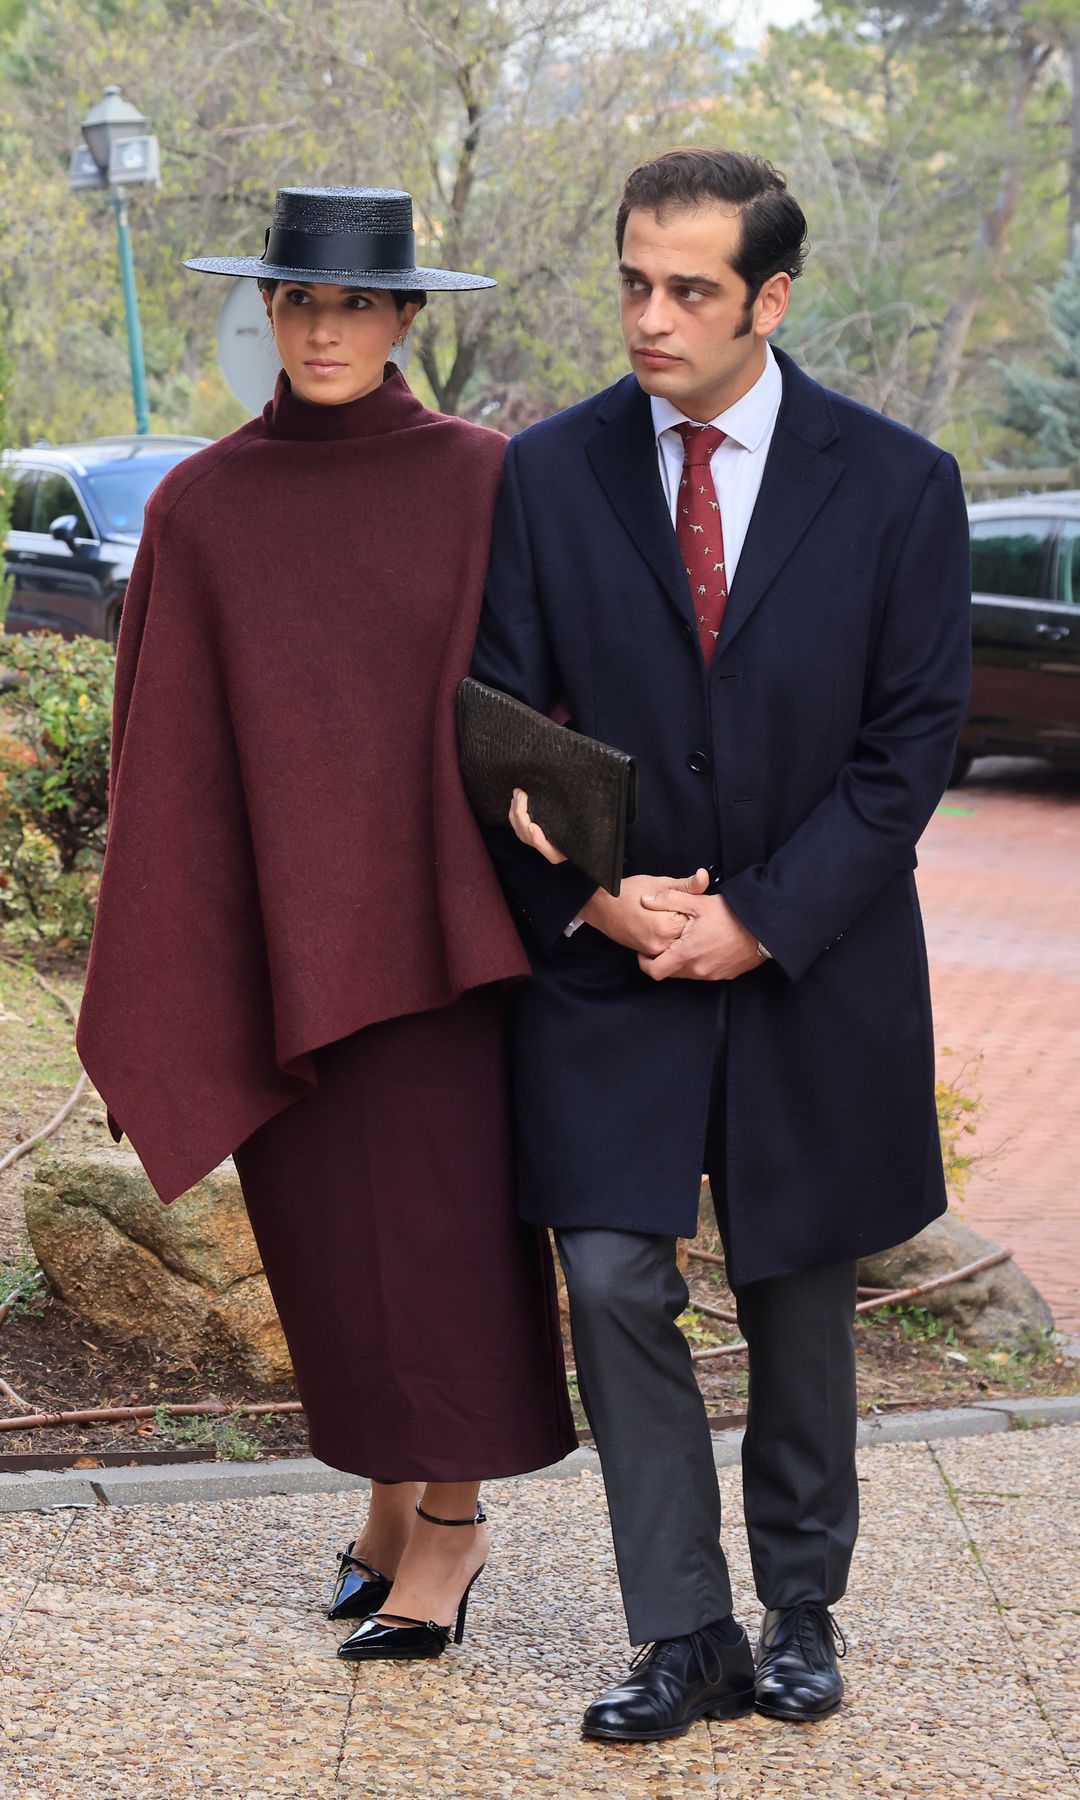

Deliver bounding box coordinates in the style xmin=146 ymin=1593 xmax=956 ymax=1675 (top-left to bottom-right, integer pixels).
xmin=761 ymin=1603 xmax=846 ymax=1667
xmin=626 ymin=1626 xmax=730 ymax=1687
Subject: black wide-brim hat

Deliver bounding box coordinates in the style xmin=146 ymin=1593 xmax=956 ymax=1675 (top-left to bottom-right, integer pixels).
xmin=184 ymin=186 xmax=494 ymax=292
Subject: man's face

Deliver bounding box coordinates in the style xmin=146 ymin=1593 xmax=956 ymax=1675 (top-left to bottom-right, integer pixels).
xmin=618 ymin=202 xmax=790 ymax=420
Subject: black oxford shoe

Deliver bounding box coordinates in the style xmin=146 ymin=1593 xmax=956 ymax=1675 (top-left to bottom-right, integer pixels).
xmin=582 ymin=1623 xmax=756 ymax=1743
xmin=754 ymin=1603 xmax=846 ymax=1721
xmin=327 ymin=1543 xmax=392 ymax=1622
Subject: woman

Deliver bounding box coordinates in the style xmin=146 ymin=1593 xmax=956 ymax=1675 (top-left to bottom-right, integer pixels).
xmin=77 ymin=186 xmax=576 ymax=1662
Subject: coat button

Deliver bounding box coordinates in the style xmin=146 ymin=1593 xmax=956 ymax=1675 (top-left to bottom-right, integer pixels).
xmin=686 ymin=751 xmax=711 ymax=775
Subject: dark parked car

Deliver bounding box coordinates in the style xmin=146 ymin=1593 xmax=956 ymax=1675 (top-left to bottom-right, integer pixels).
xmin=2 ymin=435 xmax=208 ymax=644
xmin=956 ymin=494 xmax=1080 ymax=781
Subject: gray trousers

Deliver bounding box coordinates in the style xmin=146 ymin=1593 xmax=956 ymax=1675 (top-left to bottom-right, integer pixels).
xmin=555 ymin=1227 xmax=858 ymax=1645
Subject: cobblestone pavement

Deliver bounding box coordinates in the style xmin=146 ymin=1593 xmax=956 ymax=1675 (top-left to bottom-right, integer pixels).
xmin=918 ymin=758 xmax=1080 ymax=1335
xmin=1 ymin=1427 xmax=1077 ymax=1798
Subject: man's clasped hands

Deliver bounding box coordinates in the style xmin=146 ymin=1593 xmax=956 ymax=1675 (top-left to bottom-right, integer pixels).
xmin=509 ymin=788 xmax=763 ymax=983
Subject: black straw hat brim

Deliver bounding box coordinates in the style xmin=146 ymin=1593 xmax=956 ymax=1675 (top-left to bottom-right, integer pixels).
xmin=184 ymin=255 xmax=495 ymax=291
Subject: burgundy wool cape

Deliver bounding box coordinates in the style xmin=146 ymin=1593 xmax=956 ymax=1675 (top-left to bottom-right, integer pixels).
xmin=77 ymin=370 xmax=531 ymax=1202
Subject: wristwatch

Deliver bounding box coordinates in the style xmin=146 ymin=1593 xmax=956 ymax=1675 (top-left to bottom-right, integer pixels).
xmin=756 ymin=940 xmax=772 ymax=962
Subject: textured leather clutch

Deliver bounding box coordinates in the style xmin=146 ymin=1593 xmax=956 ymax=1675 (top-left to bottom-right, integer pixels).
xmin=457 ymin=678 xmax=638 ymax=896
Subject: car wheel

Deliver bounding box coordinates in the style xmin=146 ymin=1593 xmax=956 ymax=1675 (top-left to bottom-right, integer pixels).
xmin=947 ymin=748 xmax=973 ymax=788
xmin=107 ymin=605 xmax=123 ymax=646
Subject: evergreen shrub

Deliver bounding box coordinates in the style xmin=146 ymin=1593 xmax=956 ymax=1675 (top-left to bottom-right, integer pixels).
xmin=0 ymin=632 xmax=113 ymax=941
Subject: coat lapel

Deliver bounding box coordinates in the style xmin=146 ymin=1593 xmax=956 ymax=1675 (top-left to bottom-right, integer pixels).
xmin=585 ymin=376 xmax=697 ymax=633
xmin=584 ymin=355 xmax=845 ymax=652
xmin=716 ymin=350 xmax=842 ymax=657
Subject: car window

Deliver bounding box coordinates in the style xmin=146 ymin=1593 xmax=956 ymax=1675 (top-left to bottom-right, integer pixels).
xmin=1055 ymin=521 xmax=1080 ymax=605
xmin=83 ymin=453 xmax=192 ymax=534
xmin=970 ymin=517 xmax=1053 ymax=600
xmin=9 ymin=468 xmax=37 ymax=532
xmin=31 ymin=472 xmax=93 ymax=539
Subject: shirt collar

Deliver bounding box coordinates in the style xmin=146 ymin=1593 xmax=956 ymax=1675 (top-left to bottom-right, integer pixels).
xmin=650 ymin=342 xmax=782 ymax=453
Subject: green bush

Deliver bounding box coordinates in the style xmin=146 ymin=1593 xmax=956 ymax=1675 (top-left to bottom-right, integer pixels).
xmin=0 ymin=631 xmax=113 ymax=942
xmin=936 ymin=1054 xmax=983 ymax=1204
xmin=0 ymin=325 xmax=14 ymax=628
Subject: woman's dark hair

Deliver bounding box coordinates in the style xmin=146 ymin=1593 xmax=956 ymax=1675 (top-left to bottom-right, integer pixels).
xmin=259 ymin=278 xmax=426 ymax=311
xmin=615 ymin=148 xmax=808 ymax=298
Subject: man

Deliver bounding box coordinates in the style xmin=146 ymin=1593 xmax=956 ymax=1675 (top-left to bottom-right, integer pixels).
xmin=471 ymin=148 xmax=971 ymax=1743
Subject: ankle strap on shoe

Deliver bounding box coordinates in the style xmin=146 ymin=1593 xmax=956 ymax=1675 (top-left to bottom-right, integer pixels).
xmin=415 ymin=1501 xmax=487 ymax=1527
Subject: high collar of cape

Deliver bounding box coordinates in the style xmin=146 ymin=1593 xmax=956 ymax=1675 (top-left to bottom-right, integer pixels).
xmin=265 ymin=364 xmax=429 ymax=441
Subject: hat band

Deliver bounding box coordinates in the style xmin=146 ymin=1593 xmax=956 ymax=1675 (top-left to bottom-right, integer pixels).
xmin=263 ymin=224 xmax=417 ymax=274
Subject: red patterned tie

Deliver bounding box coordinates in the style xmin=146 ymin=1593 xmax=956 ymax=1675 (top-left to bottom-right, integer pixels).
xmin=674 ymin=421 xmax=727 ymax=666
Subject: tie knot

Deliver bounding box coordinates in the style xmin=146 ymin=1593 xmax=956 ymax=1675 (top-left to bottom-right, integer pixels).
xmin=674 ymin=421 xmax=725 ymax=466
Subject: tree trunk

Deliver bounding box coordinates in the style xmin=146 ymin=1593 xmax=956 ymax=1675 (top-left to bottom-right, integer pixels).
xmin=913 ymin=291 xmax=981 ymax=440
xmin=419 ymin=336 xmax=478 ymax=417
xmin=913 ymin=34 xmax=1048 ymax=439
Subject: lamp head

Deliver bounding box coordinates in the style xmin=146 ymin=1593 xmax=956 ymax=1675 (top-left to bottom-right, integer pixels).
xmin=80 ymin=84 xmax=148 ymax=173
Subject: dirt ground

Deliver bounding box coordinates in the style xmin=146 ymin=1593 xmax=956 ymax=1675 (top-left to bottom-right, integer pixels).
xmin=0 ymin=952 xmax=1076 ymax=1471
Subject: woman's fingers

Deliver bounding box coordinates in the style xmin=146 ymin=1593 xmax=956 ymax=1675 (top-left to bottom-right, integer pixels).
xmin=509 ymin=789 xmax=568 ymax=864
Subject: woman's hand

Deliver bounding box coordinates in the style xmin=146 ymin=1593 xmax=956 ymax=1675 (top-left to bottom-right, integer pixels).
xmin=509 ymin=789 xmax=568 ymax=864
xmin=508 ymin=791 xmax=714 ymax=959
xmin=581 ymin=869 xmax=708 ymax=957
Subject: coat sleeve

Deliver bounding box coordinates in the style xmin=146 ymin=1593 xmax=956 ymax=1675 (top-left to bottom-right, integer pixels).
xmin=720 ymin=449 xmax=972 ymax=982
xmin=470 ymin=436 xmax=598 ymax=952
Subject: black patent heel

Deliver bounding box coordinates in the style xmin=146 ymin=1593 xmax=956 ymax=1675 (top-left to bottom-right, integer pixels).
xmin=452 ymin=1563 xmax=484 ymax=1644
xmin=336 ymin=1501 xmax=487 ymax=1662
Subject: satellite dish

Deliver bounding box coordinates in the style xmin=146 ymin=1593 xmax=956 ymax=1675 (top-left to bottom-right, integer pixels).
xmin=217 ymin=280 xmax=281 ymax=415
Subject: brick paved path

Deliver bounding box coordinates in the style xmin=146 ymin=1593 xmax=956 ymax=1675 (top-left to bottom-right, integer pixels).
xmin=918 ymin=757 xmax=1080 ymax=1334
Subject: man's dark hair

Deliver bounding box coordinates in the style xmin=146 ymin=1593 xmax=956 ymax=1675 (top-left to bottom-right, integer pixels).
xmin=615 ymin=148 xmax=808 ymax=298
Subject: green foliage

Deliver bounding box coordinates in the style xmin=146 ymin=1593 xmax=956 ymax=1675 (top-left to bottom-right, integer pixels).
xmin=0 ymin=323 xmax=12 ymax=625
xmin=0 ymin=0 xmax=727 ymax=438
xmin=153 ymin=1407 xmax=262 ymax=1461
xmin=935 ymin=1058 xmax=983 ymax=1204
xmin=0 ymin=632 xmax=112 ymax=941
xmin=0 ymin=0 xmax=1077 ymax=448
xmin=675 ymin=1305 xmax=722 ymax=1348
xmin=998 ymin=249 xmax=1080 ymax=462
xmin=879 ymin=1301 xmax=957 ymax=1343
xmin=737 ymin=2 xmax=1067 ymax=454
xmin=0 ymin=1249 xmax=44 ymax=1316
xmin=0 ymin=0 xmax=28 ymax=35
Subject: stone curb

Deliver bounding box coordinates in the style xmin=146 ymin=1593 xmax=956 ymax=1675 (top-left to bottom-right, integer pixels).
xmin=1 ymin=1394 xmax=1077 ymax=1514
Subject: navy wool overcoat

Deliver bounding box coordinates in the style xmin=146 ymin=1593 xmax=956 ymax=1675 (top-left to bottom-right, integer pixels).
xmin=471 ymin=347 xmax=972 ymax=1286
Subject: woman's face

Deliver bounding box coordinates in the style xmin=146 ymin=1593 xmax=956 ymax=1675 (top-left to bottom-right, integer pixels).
xmin=263 ymin=282 xmax=421 ymax=405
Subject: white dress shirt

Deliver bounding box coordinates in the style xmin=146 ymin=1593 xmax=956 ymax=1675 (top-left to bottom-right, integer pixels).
xmin=651 ymin=341 xmax=783 ymax=586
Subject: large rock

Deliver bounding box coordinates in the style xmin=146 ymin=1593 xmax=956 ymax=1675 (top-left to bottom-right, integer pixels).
xmin=858 ymin=1212 xmax=1055 ymax=1350
xmin=23 ymin=1149 xmax=293 ymax=1385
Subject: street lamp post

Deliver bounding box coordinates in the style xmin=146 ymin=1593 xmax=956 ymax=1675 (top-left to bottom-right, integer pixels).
xmin=68 ymin=86 xmax=161 ymax=437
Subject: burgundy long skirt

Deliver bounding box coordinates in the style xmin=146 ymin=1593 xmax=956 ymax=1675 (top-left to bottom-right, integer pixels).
xmin=233 ymin=987 xmax=576 ymax=1481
